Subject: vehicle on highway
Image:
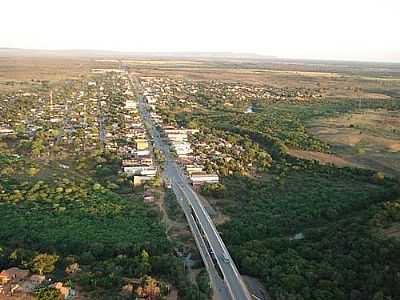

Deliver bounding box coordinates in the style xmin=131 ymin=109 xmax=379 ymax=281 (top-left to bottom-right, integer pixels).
xmin=222 ymin=252 xmax=230 ymax=263
xmin=165 ymin=180 xmax=172 ymax=189
xmin=210 ymin=250 xmax=217 ymax=262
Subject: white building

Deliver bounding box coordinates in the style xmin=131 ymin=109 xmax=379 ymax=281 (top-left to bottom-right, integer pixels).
xmin=123 ymin=166 xmax=156 ymax=176
xmin=0 ymin=127 xmax=14 ymax=136
xmin=185 ymin=165 xmax=205 ymax=175
xmin=165 ymin=129 xmax=199 ymax=135
xmin=190 ymin=174 xmax=219 ymax=185
xmin=125 ymin=100 xmax=137 ymax=110
xmin=134 ymin=150 xmax=151 ymax=157
xmin=172 ymin=142 xmax=193 ymax=155
xmin=167 ymin=133 xmax=188 ymax=142
xmin=146 ymin=96 xmax=157 ymax=104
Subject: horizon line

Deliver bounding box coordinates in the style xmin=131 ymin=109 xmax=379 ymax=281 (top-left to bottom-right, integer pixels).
xmin=1 ymin=46 xmax=399 ymax=65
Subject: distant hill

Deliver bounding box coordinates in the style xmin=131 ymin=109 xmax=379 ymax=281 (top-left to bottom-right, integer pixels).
xmin=1 ymin=48 xmax=397 ymax=74
xmin=0 ymin=48 xmax=276 ymax=60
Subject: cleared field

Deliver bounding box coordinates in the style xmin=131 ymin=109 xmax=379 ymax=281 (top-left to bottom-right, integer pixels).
xmin=0 ymin=57 xmax=89 ymax=80
xmin=132 ymin=66 xmax=397 ymax=100
xmin=0 ymin=56 xmax=118 ymax=92
xmin=123 ymin=60 xmax=205 ymax=65
xmin=287 ymin=149 xmax=359 ymax=168
xmin=307 ymin=109 xmax=400 ymax=177
xmin=1 ymin=54 xmax=398 ymax=100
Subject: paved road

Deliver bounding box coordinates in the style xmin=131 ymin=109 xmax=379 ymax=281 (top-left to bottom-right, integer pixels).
xmin=130 ymin=75 xmax=252 ymax=300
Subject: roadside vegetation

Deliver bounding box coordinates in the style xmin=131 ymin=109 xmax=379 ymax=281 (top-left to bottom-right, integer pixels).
xmin=164 ymin=189 xmax=186 ymax=223
xmin=205 ymin=99 xmax=400 ymax=300
xmin=156 ymin=74 xmax=400 ymax=299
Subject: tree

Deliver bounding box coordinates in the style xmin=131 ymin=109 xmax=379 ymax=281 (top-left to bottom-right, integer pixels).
xmin=201 ymin=183 xmax=225 ymax=198
xmin=31 ymin=254 xmax=59 ymax=275
xmin=27 ymin=167 xmax=40 ymax=176
xmin=187 ymin=120 xmax=199 ymax=129
xmin=65 ymin=262 xmax=80 ymax=275
xmin=1 ymin=166 xmax=14 ymax=176
xmin=136 ymin=276 xmax=161 ymax=300
xmin=219 ymin=166 xmax=229 ymax=177
xmin=196 ymin=269 xmax=212 ymax=297
xmin=9 ymin=248 xmax=34 ymax=268
xmin=34 ymin=287 xmax=62 ymax=300
xmin=31 ymin=134 xmax=45 ymax=158
xmin=136 ymin=250 xmax=151 ymax=277
xmin=150 ymin=176 xmax=162 ymax=188
xmin=372 ymin=291 xmax=385 ymax=300
xmin=95 ymin=165 xmax=113 ymax=177
xmin=372 ymin=172 xmax=385 ymax=184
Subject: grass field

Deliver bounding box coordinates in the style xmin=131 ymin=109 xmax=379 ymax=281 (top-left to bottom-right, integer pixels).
xmin=307 ymin=109 xmax=400 ymax=177
xmin=0 ymin=56 xmax=119 ymax=92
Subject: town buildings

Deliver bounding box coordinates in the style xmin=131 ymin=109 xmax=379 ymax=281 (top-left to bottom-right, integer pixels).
xmin=141 ymin=77 xmax=221 ymax=187
xmin=0 ymin=267 xmax=75 ymax=299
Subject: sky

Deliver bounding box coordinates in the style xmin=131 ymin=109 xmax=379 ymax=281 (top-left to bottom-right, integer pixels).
xmin=1 ymin=0 xmax=399 ymax=62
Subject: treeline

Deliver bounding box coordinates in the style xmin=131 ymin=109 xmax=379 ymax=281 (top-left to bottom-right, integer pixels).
xmin=217 ymin=158 xmax=400 ymax=300
xmin=160 ymin=82 xmax=400 ymax=300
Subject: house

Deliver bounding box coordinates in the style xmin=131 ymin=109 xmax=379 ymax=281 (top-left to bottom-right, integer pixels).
xmin=140 ymin=157 xmax=153 ymax=166
xmin=133 ymin=176 xmax=154 ymax=186
xmin=122 ymin=159 xmax=139 ymax=167
xmin=29 ymin=275 xmax=45 ymax=285
xmin=0 ymin=267 xmax=29 ymax=284
xmin=51 ymin=282 xmax=76 ymax=300
xmin=177 ymin=156 xmax=196 ymax=165
xmin=123 ymin=166 xmax=147 ymax=175
xmin=14 ymin=276 xmax=43 ymax=294
xmin=125 ymin=100 xmax=137 ymax=109
xmin=144 ymin=190 xmax=155 ymax=203
xmin=167 ymin=133 xmax=187 ymax=142
xmin=123 ymin=157 xmax=153 ymax=167
xmin=172 ymin=142 xmax=192 ymax=155
xmin=0 ymin=127 xmax=14 ymax=137
xmin=185 ymin=165 xmax=205 ymax=175
xmin=135 ymin=139 xmax=149 ymax=150
xmin=134 ymin=150 xmax=151 ymax=157
xmin=162 ymin=125 xmax=176 ymax=131
xmin=190 ymin=173 xmax=219 ymax=186
xmin=123 ymin=166 xmax=156 ymax=176
xmin=124 ymin=89 xmax=134 ymax=96
xmin=146 ymin=96 xmax=157 ymax=104
xmin=140 ymin=168 xmax=157 ymax=176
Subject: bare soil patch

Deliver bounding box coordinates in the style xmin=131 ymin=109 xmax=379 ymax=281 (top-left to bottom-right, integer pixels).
xmin=287 ymin=149 xmax=360 ymax=168
xmin=384 ymin=223 xmax=400 ymax=238
xmin=0 ymin=56 xmax=117 ymax=92
xmin=307 ymin=109 xmax=400 ymax=177
xmin=243 ymin=275 xmax=270 ymax=300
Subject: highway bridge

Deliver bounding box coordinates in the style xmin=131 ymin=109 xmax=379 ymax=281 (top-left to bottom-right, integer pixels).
xmin=129 ymin=74 xmax=252 ymax=300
